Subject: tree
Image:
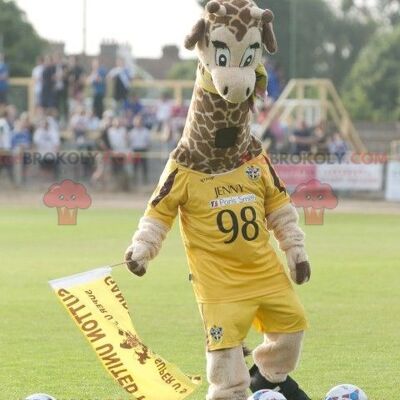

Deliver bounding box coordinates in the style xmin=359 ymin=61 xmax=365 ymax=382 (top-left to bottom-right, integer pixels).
xmin=0 ymin=0 xmax=46 ymax=76
xmin=342 ymin=0 xmax=400 ymax=26
xmin=379 ymin=0 xmax=400 ymax=25
xmin=167 ymin=60 xmax=198 ymax=81
xmin=342 ymin=26 xmax=400 ymax=121
xmin=198 ymin=0 xmax=375 ymax=87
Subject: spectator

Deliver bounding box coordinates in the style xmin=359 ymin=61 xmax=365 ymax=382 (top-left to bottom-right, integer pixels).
xmin=129 ymin=114 xmax=151 ymax=184
xmin=71 ymin=108 xmax=97 ymax=179
xmin=107 ymin=117 xmax=128 ymax=152
xmin=86 ymin=110 xmax=101 ymax=131
xmin=328 ymin=132 xmax=348 ymax=159
xmin=107 ymin=117 xmax=128 ymax=176
xmin=0 ymin=109 xmax=13 ymax=182
xmin=91 ymin=110 xmax=113 ymax=186
xmin=265 ymin=59 xmax=283 ymax=101
xmin=55 ymin=54 xmax=69 ymax=122
xmin=11 ymin=116 xmax=32 ymax=184
xmin=33 ymin=117 xmax=60 ymax=178
xmin=32 ymin=56 xmax=44 ymax=110
xmin=70 ymin=107 xmax=89 ymax=146
xmin=166 ymin=104 xmax=186 ymax=152
xmin=12 ymin=118 xmax=32 ymax=150
xmin=41 ymin=55 xmax=57 ymax=113
xmin=290 ymin=121 xmax=313 ymax=154
xmin=88 ymin=58 xmax=107 ymax=119
xmin=4 ymin=105 xmax=17 ymax=131
xmin=19 ymin=112 xmax=35 ymax=136
xmin=109 ymin=58 xmax=133 ymax=108
xmin=97 ymin=110 xmax=114 ymax=151
xmin=311 ymin=122 xmax=328 ymax=154
xmin=123 ymin=93 xmax=143 ymax=124
xmin=155 ymin=93 xmax=173 ymax=133
xmin=0 ymin=53 xmax=9 ymax=108
xmin=68 ymin=55 xmax=85 ymax=107
xmin=262 ymin=117 xmax=286 ymax=153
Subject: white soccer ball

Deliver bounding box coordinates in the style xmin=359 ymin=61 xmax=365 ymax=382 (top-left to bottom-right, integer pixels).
xmin=325 ymin=384 xmax=368 ymax=400
xmin=25 ymin=394 xmax=56 ymax=400
xmin=248 ymin=389 xmax=287 ymax=400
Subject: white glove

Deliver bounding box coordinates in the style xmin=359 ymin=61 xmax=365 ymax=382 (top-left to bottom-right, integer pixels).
xmin=124 ymin=217 xmax=169 ymax=277
xmin=285 ymin=246 xmax=311 ymax=285
xmin=124 ymin=242 xmax=150 ymax=277
xmin=267 ymin=204 xmax=311 ymax=285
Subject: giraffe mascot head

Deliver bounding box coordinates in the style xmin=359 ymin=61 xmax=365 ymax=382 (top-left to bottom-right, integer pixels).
xmin=171 ymin=0 xmax=278 ymax=174
xmin=185 ymin=0 xmax=276 ymax=104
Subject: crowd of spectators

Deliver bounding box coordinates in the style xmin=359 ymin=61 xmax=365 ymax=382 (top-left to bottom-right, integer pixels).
xmin=30 ymin=54 xmax=135 ymax=121
xmin=259 ymin=116 xmax=348 ymax=159
xmin=0 ymin=52 xmax=350 ymax=189
xmin=256 ymin=58 xmax=350 ymax=159
xmin=0 ymin=52 xmax=187 ymax=188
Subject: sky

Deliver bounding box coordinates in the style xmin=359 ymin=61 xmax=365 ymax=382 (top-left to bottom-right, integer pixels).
xmin=15 ymin=0 xmax=203 ymax=59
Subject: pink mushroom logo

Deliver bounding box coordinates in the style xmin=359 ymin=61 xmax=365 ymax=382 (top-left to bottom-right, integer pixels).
xmin=43 ymin=179 xmax=92 ymax=225
xmin=291 ymin=179 xmax=338 ymax=225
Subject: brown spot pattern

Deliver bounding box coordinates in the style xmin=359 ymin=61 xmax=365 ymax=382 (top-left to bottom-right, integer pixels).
xmin=151 ymin=169 xmax=179 ymax=207
xmin=231 ymin=19 xmax=248 ymax=41
xmin=207 ymin=0 xmax=262 ymax=44
xmin=173 ymin=84 xmax=262 ymax=174
xmin=239 ymin=8 xmax=252 ymax=25
xmin=213 ymin=110 xmax=225 ymax=121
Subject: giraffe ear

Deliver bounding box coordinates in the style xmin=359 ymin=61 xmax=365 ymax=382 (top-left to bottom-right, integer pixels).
xmin=261 ymin=10 xmax=278 ymax=54
xmin=184 ymin=19 xmax=206 ymax=50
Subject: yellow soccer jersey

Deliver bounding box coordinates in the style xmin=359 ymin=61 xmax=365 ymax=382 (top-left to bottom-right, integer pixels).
xmin=145 ymin=153 xmax=292 ymax=303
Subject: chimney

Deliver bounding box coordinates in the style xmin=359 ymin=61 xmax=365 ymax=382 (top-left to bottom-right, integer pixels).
xmin=161 ymin=45 xmax=180 ymax=61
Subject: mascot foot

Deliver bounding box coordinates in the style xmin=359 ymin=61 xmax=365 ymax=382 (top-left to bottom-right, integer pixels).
xmin=249 ymin=365 xmax=310 ymax=400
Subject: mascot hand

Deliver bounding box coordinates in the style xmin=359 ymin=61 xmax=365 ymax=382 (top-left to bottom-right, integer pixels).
xmin=285 ymin=246 xmax=311 ymax=285
xmin=124 ymin=217 xmax=170 ymax=278
xmin=124 ymin=241 xmax=149 ymax=277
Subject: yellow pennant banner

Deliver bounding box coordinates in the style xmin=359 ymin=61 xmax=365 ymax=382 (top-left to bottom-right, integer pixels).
xmin=49 ymin=267 xmax=201 ymax=400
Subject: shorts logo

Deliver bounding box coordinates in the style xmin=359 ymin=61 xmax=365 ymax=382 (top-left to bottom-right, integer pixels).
xmin=246 ymin=166 xmax=260 ymax=181
xmin=209 ymin=325 xmax=224 ymax=342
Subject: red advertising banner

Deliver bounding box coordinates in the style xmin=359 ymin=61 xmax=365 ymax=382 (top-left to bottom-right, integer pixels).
xmin=274 ymin=164 xmax=317 ymax=190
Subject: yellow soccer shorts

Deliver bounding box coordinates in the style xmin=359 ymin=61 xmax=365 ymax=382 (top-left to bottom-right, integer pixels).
xmin=199 ymin=285 xmax=308 ymax=351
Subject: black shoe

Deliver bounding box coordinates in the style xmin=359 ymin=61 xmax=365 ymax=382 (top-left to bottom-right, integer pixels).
xmin=249 ymin=364 xmax=311 ymax=400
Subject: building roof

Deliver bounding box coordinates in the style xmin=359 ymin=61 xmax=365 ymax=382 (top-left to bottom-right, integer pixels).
xmin=136 ymin=45 xmax=182 ymax=80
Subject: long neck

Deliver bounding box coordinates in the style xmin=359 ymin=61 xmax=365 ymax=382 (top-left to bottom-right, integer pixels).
xmin=172 ymin=79 xmax=262 ymax=174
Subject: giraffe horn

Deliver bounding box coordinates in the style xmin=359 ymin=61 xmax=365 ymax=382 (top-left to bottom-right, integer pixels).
xmin=250 ymin=7 xmax=263 ymax=20
xmin=251 ymin=7 xmax=274 ymax=23
xmin=206 ymin=1 xmax=227 ymax=17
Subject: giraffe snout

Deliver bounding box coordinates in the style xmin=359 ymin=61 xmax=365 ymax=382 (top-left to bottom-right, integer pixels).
xmin=211 ymin=67 xmax=256 ymax=104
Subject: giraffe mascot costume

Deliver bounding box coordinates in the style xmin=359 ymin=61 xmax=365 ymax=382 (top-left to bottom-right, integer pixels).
xmin=125 ymin=1 xmax=311 ymax=399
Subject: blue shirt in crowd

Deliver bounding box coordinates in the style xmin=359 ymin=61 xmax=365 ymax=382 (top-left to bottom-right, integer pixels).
xmin=267 ymin=66 xmax=281 ymax=101
xmin=12 ymin=130 xmax=31 ymax=150
xmin=92 ymin=66 xmax=107 ymax=96
xmin=0 ymin=62 xmax=9 ymax=92
xmin=123 ymin=99 xmax=144 ymax=116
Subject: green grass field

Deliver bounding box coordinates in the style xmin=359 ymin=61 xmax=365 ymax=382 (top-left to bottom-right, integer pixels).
xmin=0 ymin=204 xmax=399 ymax=400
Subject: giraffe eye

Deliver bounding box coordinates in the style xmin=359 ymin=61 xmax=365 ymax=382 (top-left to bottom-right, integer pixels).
xmin=215 ymin=48 xmax=230 ymax=67
xmin=240 ymin=47 xmax=256 ymax=67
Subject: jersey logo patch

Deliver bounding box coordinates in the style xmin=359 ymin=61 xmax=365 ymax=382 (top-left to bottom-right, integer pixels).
xmin=209 ymin=325 xmax=224 ymax=342
xmin=246 ymin=166 xmax=261 ymax=181
xmin=209 ymin=194 xmax=256 ymax=209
